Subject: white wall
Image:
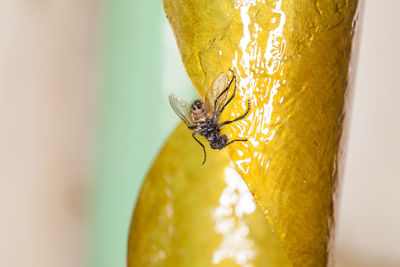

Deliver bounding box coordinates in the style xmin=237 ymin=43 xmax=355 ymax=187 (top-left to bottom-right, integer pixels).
xmin=0 ymin=1 xmax=97 ymax=267
xmin=335 ymin=1 xmax=400 ymax=266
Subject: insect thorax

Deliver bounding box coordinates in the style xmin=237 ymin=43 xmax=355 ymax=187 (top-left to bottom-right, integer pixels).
xmin=191 ymin=99 xmax=210 ymax=123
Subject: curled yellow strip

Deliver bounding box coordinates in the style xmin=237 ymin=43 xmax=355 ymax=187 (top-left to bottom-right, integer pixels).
xmin=129 ymin=0 xmax=361 ymax=266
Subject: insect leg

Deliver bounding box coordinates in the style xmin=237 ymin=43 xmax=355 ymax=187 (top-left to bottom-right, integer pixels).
xmin=225 ymin=138 xmax=248 ymax=147
xmin=213 ymin=70 xmax=236 ymax=116
xmin=192 ymin=131 xmax=207 ymax=165
xmin=216 ymin=71 xmax=237 ymax=119
xmin=217 ymin=99 xmax=251 ymax=128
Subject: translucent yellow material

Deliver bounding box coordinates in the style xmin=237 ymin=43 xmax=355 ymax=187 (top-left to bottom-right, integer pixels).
xmin=129 ymin=0 xmax=361 ymax=266
xmin=128 ymin=124 xmax=291 ymax=267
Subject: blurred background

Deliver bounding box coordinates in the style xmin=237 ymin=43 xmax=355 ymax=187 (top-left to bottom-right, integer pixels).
xmin=0 ymin=1 xmax=399 ymax=267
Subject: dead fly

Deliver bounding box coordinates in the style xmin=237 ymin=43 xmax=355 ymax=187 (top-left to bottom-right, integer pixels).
xmin=169 ymin=70 xmax=251 ymax=165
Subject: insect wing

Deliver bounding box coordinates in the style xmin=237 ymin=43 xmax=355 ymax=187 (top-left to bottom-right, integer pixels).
xmin=169 ymin=94 xmax=195 ymax=127
xmin=205 ymin=72 xmax=230 ymax=114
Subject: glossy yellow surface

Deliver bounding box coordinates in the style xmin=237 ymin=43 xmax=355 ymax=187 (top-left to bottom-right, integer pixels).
xmin=128 ymin=124 xmax=291 ymax=267
xmin=129 ymin=0 xmax=361 ymax=266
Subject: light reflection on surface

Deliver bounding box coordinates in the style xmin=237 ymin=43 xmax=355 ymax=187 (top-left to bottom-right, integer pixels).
xmin=212 ymin=165 xmax=256 ymax=266
xmin=230 ymin=0 xmax=286 ymax=175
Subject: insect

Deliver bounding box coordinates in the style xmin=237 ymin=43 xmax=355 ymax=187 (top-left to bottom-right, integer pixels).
xmin=169 ymin=70 xmax=251 ymax=164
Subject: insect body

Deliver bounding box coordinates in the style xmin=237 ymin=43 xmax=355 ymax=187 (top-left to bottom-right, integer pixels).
xmin=169 ymin=70 xmax=251 ymax=165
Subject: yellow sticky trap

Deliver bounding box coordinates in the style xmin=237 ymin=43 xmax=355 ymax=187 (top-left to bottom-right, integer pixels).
xmin=128 ymin=124 xmax=291 ymax=267
xmin=162 ymin=0 xmax=361 ymax=266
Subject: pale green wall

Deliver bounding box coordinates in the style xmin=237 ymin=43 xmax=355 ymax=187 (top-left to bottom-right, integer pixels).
xmin=90 ymin=1 xmax=193 ymax=266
